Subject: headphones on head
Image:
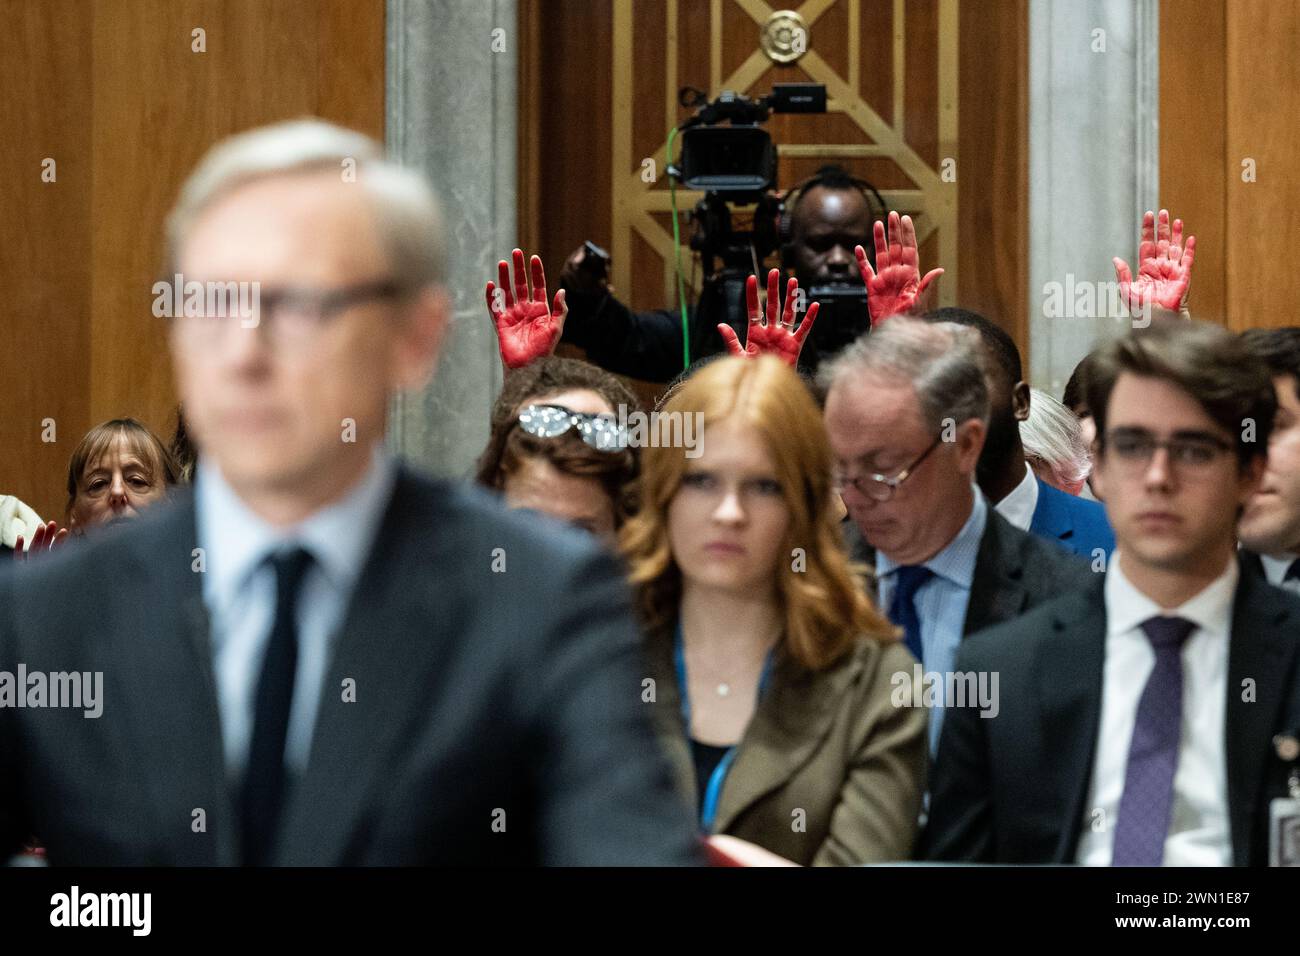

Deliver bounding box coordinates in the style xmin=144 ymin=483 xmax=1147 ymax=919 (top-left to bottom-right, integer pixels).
xmin=776 ymin=165 xmax=888 ymax=267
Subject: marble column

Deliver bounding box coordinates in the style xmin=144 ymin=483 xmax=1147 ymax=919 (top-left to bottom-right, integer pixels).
xmin=1028 ymin=0 xmax=1159 ymax=394
xmin=385 ymin=0 xmax=517 ymax=478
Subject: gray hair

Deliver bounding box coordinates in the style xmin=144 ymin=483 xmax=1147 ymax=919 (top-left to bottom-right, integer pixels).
xmin=818 ymin=317 xmax=990 ymax=432
xmin=165 ymin=118 xmax=445 ymax=288
xmin=1021 ymin=387 xmax=1092 ymax=487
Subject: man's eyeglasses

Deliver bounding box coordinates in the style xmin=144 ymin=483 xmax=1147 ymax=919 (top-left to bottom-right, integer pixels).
xmin=833 ymin=433 xmax=943 ymax=502
xmin=516 ymin=404 xmax=628 ymax=452
xmin=1102 ymin=428 xmax=1233 ymax=473
xmin=173 ymin=278 xmax=408 ymax=350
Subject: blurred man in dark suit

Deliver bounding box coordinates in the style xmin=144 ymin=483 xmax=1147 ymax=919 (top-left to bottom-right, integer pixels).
xmin=1239 ymin=327 xmax=1300 ymax=596
xmin=924 ymin=321 xmax=1300 ymax=865
xmin=0 ymin=120 xmax=699 ymax=866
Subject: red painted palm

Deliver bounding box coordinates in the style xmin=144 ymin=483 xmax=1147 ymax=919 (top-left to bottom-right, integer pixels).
xmin=717 ymin=268 xmax=819 ymax=367
xmin=1113 ymin=209 xmax=1196 ymax=314
xmin=485 ymin=248 xmax=567 ymax=369
xmin=856 ymin=210 xmax=944 ymax=325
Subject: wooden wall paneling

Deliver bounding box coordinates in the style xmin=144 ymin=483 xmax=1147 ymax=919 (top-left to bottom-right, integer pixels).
xmin=0 ymin=0 xmax=94 ymax=522
xmin=1224 ymin=0 xmax=1300 ymax=331
xmin=1159 ymin=0 xmax=1227 ymax=326
xmin=957 ymin=0 xmax=1028 ymax=370
xmin=523 ymin=0 xmax=1029 ymax=389
xmin=0 ymin=0 xmax=385 ymax=523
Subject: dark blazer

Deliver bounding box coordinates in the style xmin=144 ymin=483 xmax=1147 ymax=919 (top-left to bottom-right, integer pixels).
xmin=0 ymin=471 xmax=700 ymax=866
xmin=1028 ymin=478 xmax=1115 ymax=560
xmin=1240 ymin=548 xmax=1267 ymax=581
xmin=921 ymin=570 xmax=1300 ymax=865
xmin=845 ymin=506 xmax=1091 ymax=637
xmin=644 ymin=626 xmax=927 ymax=865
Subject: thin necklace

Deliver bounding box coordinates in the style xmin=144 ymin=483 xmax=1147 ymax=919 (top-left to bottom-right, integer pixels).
xmin=684 ymin=630 xmax=780 ymax=698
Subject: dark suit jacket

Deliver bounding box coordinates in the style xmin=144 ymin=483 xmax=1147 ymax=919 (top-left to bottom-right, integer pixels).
xmin=845 ymin=506 xmax=1091 ymax=637
xmin=0 ymin=470 xmax=700 ymax=865
xmin=1240 ymin=548 xmax=1267 ymax=581
xmin=921 ymin=570 xmax=1300 ymax=865
xmin=644 ymin=626 xmax=926 ymax=865
xmin=1028 ymin=478 xmax=1115 ymax=560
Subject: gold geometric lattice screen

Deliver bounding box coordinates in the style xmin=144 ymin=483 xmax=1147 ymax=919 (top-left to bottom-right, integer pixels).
xmin=611 ymin=0 xmax=958 ymax=308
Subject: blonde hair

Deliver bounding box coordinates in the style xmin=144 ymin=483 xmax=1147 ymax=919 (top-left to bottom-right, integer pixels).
xmin=165 ymin=118 xmax=445 ymax=289
xmin=620 ymin=355 xmax=896 ymax=671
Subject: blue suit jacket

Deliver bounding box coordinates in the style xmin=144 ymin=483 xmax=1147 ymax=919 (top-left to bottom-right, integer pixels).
xmin=1028 ymin=477 xmax=1115 ymax=560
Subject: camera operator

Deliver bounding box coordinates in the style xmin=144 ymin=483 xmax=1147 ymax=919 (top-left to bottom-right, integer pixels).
xmin=558 ymin=164 xmax=885 ymax=382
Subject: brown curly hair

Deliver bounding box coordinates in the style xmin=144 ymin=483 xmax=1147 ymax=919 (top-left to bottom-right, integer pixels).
xmin=475 ymin=357 xmax=643 ymax=527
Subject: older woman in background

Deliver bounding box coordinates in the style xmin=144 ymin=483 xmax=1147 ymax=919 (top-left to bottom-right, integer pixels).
xmin=621 ymin=354 xmax=925 ymax=865
xmin=14 ymin=418 xmax=178 ymax=559
xmin=1021 ymin=387 xmax=1092 ymax=497
xmin=66 ymin=418 xmax=178 ymax=532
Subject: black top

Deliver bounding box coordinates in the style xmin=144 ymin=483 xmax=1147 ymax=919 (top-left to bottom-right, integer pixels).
xmin=689 ymin=738 xmax=734 ymax=812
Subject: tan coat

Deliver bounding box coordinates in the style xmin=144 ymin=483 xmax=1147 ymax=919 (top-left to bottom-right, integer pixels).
xmin=645 ymin=626 xmax=927 ymax=866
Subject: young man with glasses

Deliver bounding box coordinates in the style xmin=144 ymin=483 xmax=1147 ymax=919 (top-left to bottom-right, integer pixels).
xmin=923 ymin=320 xmax=1300 ymax=865
xmin=821 ymin=318 xmax=1087 ymax=753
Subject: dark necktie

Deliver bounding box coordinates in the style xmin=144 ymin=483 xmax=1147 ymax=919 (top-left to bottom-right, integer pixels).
xmin=241 ymin=547 xmax=314 ymax=866
xmin=889 ymin=565 xmax=934 ymax=663
xmin=1285 ymin=558 xmax=1300 ymax=582
xmin=1111 ymin=615 xmax=1196 ymax=866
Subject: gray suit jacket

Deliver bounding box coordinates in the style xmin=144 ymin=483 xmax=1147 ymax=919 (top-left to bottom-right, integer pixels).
xmin=922 ymin=570 xmax=1300 ymax=865
xmin=0 ymin=470 xmax=700 ymax=865
xmin=844 ymin=507 xmax=1091 ymax=636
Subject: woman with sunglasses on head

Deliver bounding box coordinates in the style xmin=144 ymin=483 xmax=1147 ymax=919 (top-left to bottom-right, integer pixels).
xmin=475 ymin=356 xmax=641 ymax=541
xmin=620 ymin=352 xmax=926 ymax=865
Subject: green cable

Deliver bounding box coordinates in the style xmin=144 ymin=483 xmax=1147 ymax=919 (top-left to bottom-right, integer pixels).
xmin=667 ymin=125 xmax=690 ymax=371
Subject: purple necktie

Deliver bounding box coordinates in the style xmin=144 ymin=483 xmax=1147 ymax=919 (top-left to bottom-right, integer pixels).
xmin=1111 ymin=615 xmax=1196 ymax=866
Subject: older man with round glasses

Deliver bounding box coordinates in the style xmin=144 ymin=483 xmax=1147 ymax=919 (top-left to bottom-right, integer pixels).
xmin=820 ymin=317 xmax=1087 ymax=753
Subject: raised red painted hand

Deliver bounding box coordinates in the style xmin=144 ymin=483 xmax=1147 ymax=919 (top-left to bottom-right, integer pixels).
xmin=717 ymin=268 xmax=819 ymax=367
xmin=485 ymin=249 xmax=567 ymax=370
xmin=855 ymin=210 xmax=943 ymax=325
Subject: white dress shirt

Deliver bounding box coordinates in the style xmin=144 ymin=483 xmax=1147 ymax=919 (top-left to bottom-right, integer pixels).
xmin=1075 ymin=551 xmax=1236 ymax=866
xmin=1260 ymin=551 xmax=1300 ymax=596
xmin=994 ymin=462 xmax=1039 ymax=532
xmin=196 ymin=447 xmax=396 ymax=785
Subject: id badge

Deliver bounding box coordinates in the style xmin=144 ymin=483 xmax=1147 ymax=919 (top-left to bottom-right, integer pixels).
xmin=1270 ymin=798 xmax=1300 ymax=866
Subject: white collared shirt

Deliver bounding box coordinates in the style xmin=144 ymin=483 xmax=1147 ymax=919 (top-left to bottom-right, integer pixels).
xmin=1260 ymin=551 xmax=1300 ymax=596
xmin=196 ymin=447 xmax=396 ymax=784
xmin=994 ymin=462 xmax=1039 ymax=532
xmin=1075 ymin=551 xmax=1236 ymax=866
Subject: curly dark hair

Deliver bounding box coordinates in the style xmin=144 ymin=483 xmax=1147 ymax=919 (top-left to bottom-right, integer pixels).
xmin=475 ymin=357 xmax=643 ymax=526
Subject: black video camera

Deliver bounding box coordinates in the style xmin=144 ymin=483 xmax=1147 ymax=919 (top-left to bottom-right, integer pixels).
xmin=668 ymin=84 xmax=828 ymax=363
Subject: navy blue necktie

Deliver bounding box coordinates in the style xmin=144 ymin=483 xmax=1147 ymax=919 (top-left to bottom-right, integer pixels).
xmin=1285 ymin=558 xmax=1300 ymax=582
xmin=1111 ymin=615 xmax=1196 ymax=866
xmin=241 ymin=547 xmax=314 ymax=867
xmin=890 ymin=565 xmax=934 ymax=663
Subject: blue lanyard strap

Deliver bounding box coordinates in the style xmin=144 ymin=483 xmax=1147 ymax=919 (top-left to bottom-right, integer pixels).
xmin=674 ymin=622 xmax=776 ymax=831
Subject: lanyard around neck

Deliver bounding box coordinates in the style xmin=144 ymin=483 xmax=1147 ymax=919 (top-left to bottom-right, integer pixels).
xmin=673 ymin=622 xmax=776 ymax=831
